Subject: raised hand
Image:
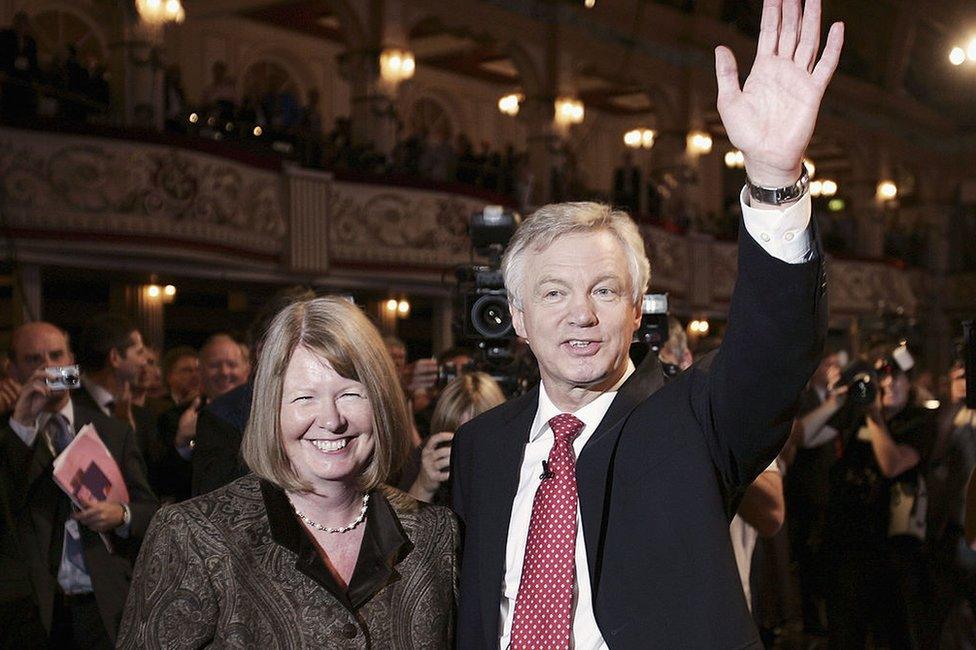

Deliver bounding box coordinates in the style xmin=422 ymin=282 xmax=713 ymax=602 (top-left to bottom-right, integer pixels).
xmin=715 ymin=0 xmax=844 ymax=188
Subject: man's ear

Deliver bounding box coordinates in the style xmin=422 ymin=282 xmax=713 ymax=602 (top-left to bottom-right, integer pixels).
xmin=108 ymin=347 xmax=122 ymax=370
xmin=631 ymin=300 xmax=642 ymax=330
xmin=511 ymin=304 xmax=527 ymax=340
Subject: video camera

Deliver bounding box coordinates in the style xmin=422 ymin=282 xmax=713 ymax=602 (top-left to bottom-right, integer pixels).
xmin=451 ymin=206 xmax=537 ymax=396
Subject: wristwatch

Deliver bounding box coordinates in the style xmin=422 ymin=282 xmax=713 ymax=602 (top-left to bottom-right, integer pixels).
xmin=120 ymin=503 xmax=132 ymax=527
xmin=746 ymin=166 xmax=810 ymax=206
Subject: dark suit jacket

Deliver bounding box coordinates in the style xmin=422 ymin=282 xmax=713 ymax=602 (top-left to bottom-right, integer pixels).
xmin=0 ymin=397 xmax=159 ymax=643
xmin=155 ymin=400 xmax=195 ymax=502
xmin=119 ymin=474 xmax=457 ymax=649
xmin=451 ymin=222 xmax=827 ymax=648
xmin=191 ymin=383 xmax=251 ymax=497
xmin=74 ymin=386 xmax=170 ymax=501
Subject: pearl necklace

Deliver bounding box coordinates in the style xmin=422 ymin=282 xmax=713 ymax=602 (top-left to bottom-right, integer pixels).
xmin=291 ymin=493 xmax=370 ymax=534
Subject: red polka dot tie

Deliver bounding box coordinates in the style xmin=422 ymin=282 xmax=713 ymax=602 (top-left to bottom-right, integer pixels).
xmin=510 ymin=412 xmax=585 ymax=650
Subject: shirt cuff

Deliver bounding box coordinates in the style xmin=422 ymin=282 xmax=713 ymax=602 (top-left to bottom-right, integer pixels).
xmin=8 ymin=415 xmax=39 ymax=447
xmin=114 ymin=504 xmax=131 ymax=538
xmin=739 ymin=186 xmax=814 ymax=264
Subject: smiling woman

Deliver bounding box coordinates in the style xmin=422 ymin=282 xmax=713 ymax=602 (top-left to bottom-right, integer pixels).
xmin=118 ymin=296 xmax=458 ymax=649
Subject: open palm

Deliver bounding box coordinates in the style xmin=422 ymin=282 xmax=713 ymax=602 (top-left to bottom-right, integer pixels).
xmin=715 ymin=0 xmax=844 ymax=187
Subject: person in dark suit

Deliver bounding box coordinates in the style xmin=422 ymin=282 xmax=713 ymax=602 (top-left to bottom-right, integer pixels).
xmin=73 ymin=315 xmax=165 ymax=499
xmin=0 ymin=11 xmax=39 ymax=121
xmin=0 ymin=321 xmax=159 ymax=646
xmin=450 ymin=1 xmax=842 ymax=646
xmin=156 ymin=333 xmax=249 ymax=502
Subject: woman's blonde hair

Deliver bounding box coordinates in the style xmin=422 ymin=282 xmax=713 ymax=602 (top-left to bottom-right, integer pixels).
xmin=430 ymin=371 xmax=506 ymax=434
xmin=241 ymin=296 xmax=411 ymax=492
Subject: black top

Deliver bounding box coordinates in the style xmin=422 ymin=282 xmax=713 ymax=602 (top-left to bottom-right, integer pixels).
xmin=826 ymin=403 xmax=936 ymax=550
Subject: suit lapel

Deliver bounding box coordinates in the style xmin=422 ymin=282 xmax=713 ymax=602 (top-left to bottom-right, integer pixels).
xmin=478 ymin=387 xmax=538 ymax=648
xmin=577 ymin=355 xmax=664 ymax=596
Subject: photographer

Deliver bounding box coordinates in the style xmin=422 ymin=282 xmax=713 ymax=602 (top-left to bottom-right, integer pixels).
xmin=406 ymin=371 xmax=505 ymax=506
xmin=822 ymin=346 xmax=936 ymax=648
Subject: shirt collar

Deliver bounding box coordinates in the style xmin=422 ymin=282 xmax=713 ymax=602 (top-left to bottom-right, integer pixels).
xmin=38 ymin=396 xmax=75 ymax=431
xmin=81 ymin=377 xmax=114 ymax=413
xmin=261 ymin=480 xmax=413 ymax=611
xmin=529 ymin=358 xmax=636 ymax=444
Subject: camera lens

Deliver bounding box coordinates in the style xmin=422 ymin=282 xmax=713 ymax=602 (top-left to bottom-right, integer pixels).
xmin=470 ymin=294 xmax=513 ymax=339
xmin=64 ymin=374 xmax=79 ymax=386
xmin=848 ymin=372 xmax=877 ymax=406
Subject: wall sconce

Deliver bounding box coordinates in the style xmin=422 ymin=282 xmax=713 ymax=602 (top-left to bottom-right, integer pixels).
xmin=145 ymin=283 xmax=176 ymax=304
xmin=810 ymin=179 xmax=838 ymax=197
xmin=724 ymin=150 xmax=745 ymax=169
xmin=554 ymin=97 xmax=584 ymax=126
xmin=624 ymin=128 xmax=656 ymax=149
xmin=498 ymin=93 xmax=523 ymax=116
xmin=689 ymin=319 xmax=710 ymax=335
xmin=877 ymin=180 xmax=898 ymax=202
xmin=686 ymin=130 xmax=712 ymax=156
xmin=385 ymin=297 xmax=411 ymax=318
xmin=379 ymin=49 xmax=416 ymax=85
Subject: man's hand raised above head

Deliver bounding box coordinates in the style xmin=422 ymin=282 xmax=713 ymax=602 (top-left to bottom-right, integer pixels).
xmin=715 ymin=0 xmax=844 ymax=189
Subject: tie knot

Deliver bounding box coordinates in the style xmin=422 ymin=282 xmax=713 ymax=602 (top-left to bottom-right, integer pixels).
xmin=548 ymin=413 xmax=584 ymax=445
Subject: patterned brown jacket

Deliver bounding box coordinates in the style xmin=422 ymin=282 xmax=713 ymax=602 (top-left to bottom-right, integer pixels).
xmin=118 ymin=474 xmax=457 ymax=649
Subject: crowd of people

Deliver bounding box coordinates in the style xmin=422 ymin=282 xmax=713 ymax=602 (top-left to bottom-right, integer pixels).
xmin=3 ymin=2 xmax=976 ymax=648
xmin=0 ymin=12 xmax=111 ymax=125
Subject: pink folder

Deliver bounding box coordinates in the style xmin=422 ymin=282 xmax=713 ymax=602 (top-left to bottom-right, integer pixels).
xmin=52 ymin=423 xmax=129 ymax=551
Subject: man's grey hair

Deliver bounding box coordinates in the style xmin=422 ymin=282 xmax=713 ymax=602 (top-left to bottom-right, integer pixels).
xmin=501 ymin=202 xmax=651 ymax=310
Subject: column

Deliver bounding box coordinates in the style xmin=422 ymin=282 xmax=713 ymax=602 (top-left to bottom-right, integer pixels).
xmin=15 ymin=264 xmax=42 ymax=323
xmin=339 ymin=49 xmax=398 ymax=157
xmin=126 ymin=285 xmax=164 ymax=349
xmin=519 ymin=94 xmax=558 ymax=206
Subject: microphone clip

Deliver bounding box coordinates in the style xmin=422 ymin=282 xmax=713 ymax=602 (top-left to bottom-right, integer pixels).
xmin=540 ymin=460 xmax=552 ymax=480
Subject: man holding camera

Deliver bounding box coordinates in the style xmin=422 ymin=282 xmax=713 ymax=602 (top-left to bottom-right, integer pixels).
xmin=0 ymin=321 xmax=158 ymax=647
xmin=451 ymin=0 xmax=839 ymax=646
xmin=819 ymin=346 xmax=936 ymax=648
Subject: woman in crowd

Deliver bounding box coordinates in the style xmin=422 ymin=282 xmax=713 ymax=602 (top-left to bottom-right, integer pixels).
xmin=118 ymin=296 xmax=458 ymax=649
xmin=408 ymin=372 xmax=505 ymax=505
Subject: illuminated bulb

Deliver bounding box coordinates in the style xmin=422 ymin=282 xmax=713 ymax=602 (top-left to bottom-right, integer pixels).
xmin=821 ymin=179 xmax=837 ymax=196
xmin=147 ymin=0 xmax=161 ymax=8
xmin=554 ymin=98 xmax=584 ymax=125
xmin=585 ymin=0 xmax=596 ymax=7
xmin=950 ymin=46 xmax=966 ymax=66
xmin=624 ymin=130 xmax=641 ymax=147
xmin=968 ymin=37 xmax=976 ymax=62
xmin=699 ymin=320 xmax=709 ymax=334
xmin=498 ymin=93 xmax=522 ymax=116
xmin=724 ymin=150 xmax=744 ymax=169
xmin=386 ymin=299 xmax=398 ymax=312
xmin=724 ymin=151 xmax=737 ymax=168
xmin=253 ymin=126 xmax=262 ymax=136
xmin=147 ymin=285 xmax=161 ymax=298
xmin=877 ymin=180 xmax=898 ymax=201
xmin=188 ymin=112 xmax=198 ymax=123
xmin=828 ymin=198 xmax=845 ymax=212
xmin=379 ymin=49 xmax=416 ymax=84
xmin=686 ymin=131 xmax=712 ymax=155
xmin=924 ymin=399 xmax=940 ymax=410
xmin=163 ymin=284 xmax=176 ymax=297
xmin=803 ymin=158 xmax=815 ymax=178
xmin=397 ymin=300 xmax=410 ymax=316
xmin=810 ymin=180 xmax=823 ymax=197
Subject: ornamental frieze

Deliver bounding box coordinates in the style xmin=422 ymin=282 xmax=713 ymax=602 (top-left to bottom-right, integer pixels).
xmin=0 ymin=128 xmax=285 ymax=255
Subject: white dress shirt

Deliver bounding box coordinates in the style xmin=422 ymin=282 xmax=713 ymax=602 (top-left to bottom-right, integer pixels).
xmin=498 ymin=190 xmax=813 ymax=648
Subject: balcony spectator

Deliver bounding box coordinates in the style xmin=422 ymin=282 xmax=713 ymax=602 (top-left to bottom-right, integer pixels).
xmin=201 ymin=60 xmax=236 ymax=120
xmin=163 ymin=63 xmax=186 ymax=132
xmin=0 ymin=11 xmax=39 ymax=121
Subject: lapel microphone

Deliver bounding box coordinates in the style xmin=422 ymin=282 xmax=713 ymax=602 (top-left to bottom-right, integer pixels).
xmin=540 ymin=460 xmax=552 ymax=480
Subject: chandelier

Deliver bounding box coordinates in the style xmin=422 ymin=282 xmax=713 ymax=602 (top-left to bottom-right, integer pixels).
xmin=135 ymin=0 xmax=185 ymax=26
